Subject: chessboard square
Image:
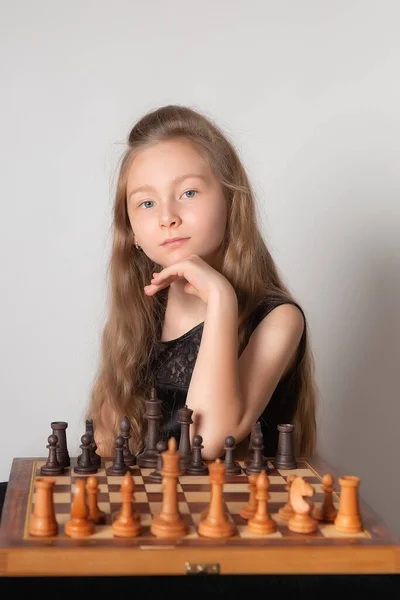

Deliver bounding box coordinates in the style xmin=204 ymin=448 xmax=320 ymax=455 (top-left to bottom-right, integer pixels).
xmin=181 ymin=475 xmax=209 ymax=485
xmin=109 ymin=491 xmax=148 ymax=503
xmin=320 ymin=524 xmax=370 ymax=539
xmin=47 ymin=475 xmax=71 ymax=485
xmin=183 ymin=492 xmax=210 ymax=503
xmin=268 ymin=475 xmax=287 ymax=485
xmin=140 ymin=468 xmax=154 ymax=477
xmin=223 ymin=483 xmax=249 ymax=493
xmin=106 ymin=475 xmax=126 ymax=485
xmin=94 ymin=468 xmax=107 ymax=477
xmin=237 ymin=524 xmax=283 ymax=538
xmin=52 ymin=492 xmax=71 ymax=504
xmin=223 ymin=493 xmax=249 ymax=503
xmin=190 ymin=513 xmax=202 ymax=526
xmin=133 ymin=475 xmax=144 ymax=485
xmin=97 ymin=483 xmax=109 ymax=494
xmin=225 ymin=502 xmax=248 ymax=515
xmin=91 ymin=525 xmax=112 ymax=539
xmin=145 ymin=482 xmax=183 ymax=493
xmin=268 ymin=492 xmax=291 ymax=503
xmin=98 ymin=501 xmax=111 ymax=514
xmin=53 ymin=484 xmax=71 ymax=494
xmin=56 ymin=512 xmax=71 ymax=525
xmin=277 ymin=467 xmax=316 ymax=478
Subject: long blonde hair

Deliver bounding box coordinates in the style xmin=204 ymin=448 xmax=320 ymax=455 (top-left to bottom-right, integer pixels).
xmin=87 ymin=104 xmax=318 ymax=456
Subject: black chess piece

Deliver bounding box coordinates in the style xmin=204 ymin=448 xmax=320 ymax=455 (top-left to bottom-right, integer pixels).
xmin=120 ymin=415 xmax=136 ymax=466
xmin=222 ymin=436 xmax=242 ymax=474
xmin=77 ymin=420 xmax=101 ymax=467
xmin=245 ymin=421 xmax=261 ymax=467
xmin=106 ymin=435 xmax=131 ymax=476
xmin=86 ymin=419 xmax=102 ymax=466
xmin=185 ymin=435 xmax=209 ymax=475
xmin=51 ymin=421 xmax=70 ymax=467
xmin=40 ymin=434 xmax=65 ymax=475
xmin=149 ymin=440 xmax=168 ymax=481
xmin=178 ymin=405 xmax=193 ymax=470
xmin=136 ymin=388 xmax=162 ymax=468
xmin=245 ymin=434 xmax=269 ymax=475
xmin=74 ymin=433 xmax=98 ymax=474
xmin=274 ymin=423 xmax=297 ymax=470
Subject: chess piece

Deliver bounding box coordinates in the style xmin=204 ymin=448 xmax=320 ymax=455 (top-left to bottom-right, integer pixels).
xmin=248 ymin=471 xmax=277 ymax=534
xmin=65 ymin=478 xmax=95 ymax=537
xmin=245 ymin=435 xmax=268 ymax=474
xmin=245 ymin=421 xmax=261 ymax=467
xmin=136 ymin=388 xmax=162 ymax=468
xmin=40 ymin=434 xmax=64 ymax=476
xmin=240 ymin=473 xmax=258 ymax=519
xmin=51 ymin=421 xmax=70 ymax=467
xmin=274 ymin=424 xmax=297 ymax=470
xmin=334 ymin=476 xmax=363 ymax=533
xmin=288 ymin=476 xmax=318 ymax=533
xmin=185 ymin=435 xmax=209 ymax=475
xmin=85 ymin=419 xmax=102 ymax=466
xmin=106 ymin=435 xmax=131 ymax=476
xmin=29 ymin=477 xmax=58 ymax=537
xmin=151 ymin=437 xmax=189 ymax=538
xmin=74 ymin=433 xmax=98 ymax=474
xmin=278 ymin=474 xmax=296 ymax=519
xmin=87 ymin=476 xmax=106 ymax=524
xmin=314 ymin=474 xmax=338 ymax=522
xmin=120 ymin=415 xmax=136 ymax=466
xmin=198 ymin=459 xmax=236 ymax=538
xmin=112 ymin=471 xmax=141 ymax=537
xmin=149 ymin=439 xmax=168 ymax=481
xmin=223 ymin=436 xmax=242 ymax=474
xmin=177 ymin=405 xmax=193 ymax=470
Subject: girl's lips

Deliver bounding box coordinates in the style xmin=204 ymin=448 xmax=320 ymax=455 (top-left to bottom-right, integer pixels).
xmin=162 ymin=238 xmax=189 ymax=248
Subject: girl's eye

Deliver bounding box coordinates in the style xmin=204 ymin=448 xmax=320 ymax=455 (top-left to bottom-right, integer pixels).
xmin=182 ymin=189 xmax=198 ymax=199
xmin=139 ymin=190 xmax=197 ymax=209
xmin=139 ymin=200 xmax=155 ymax=209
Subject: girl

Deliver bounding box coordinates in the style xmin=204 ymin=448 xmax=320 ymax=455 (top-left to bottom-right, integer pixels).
xmin=86 ymin=104 xmax=318 ymax=460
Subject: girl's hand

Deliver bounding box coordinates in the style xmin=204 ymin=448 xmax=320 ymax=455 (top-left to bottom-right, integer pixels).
xmin=144 ymin=254 xmax=235 ymax=305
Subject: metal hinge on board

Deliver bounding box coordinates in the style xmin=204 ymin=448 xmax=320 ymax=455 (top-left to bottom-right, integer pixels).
xmin=185 ymin=562 xmax=220 ymax=575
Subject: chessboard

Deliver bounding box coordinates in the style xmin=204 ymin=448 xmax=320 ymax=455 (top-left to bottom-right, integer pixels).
xmin=0 ymin=453 xmax=399 ymax=576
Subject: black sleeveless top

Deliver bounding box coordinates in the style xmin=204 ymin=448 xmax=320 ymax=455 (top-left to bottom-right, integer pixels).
xmin=151 ymin=298 xmax=306 ymax=457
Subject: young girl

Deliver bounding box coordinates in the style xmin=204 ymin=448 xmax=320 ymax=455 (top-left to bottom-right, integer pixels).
xmin=86 ymin=104 xmax=318 ymax=461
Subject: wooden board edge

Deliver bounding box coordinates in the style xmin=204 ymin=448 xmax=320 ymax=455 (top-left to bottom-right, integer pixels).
xmin=1 ymin=544 xmax=399 ymax=576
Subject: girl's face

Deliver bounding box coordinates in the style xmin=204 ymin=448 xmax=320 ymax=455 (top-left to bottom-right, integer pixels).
xmin=126 ymin=138 xmax=228 ymax=268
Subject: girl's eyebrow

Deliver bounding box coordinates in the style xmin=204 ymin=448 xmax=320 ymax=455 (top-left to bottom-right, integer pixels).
xmin=128 ymin=173 xmax=208 ymax=198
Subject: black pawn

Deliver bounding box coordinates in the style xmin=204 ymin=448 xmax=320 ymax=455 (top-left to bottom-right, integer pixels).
xmin=86 ymin=419 xmax=101 ymax=467
xmin=149 ymin=440 xmax=167 ymax=481
xmin=120 ymin=416 xmax=136 ymax=466
xmin=185 ymin=435 xmax=209 ymax=475
xmin=106 ymin=435 xmax=131 ymax=476
xmin=245 ymin=435 xmax=268 ymax=475
xmin=274 ymin=423 xmax=297 ymax=470
xmin=40 ymin=434 xmax=64 ymax=475
xmin=223 ymin=436 xmax=242 ymax=474
xmin=74 ymin=433 xmax=98 ymax=474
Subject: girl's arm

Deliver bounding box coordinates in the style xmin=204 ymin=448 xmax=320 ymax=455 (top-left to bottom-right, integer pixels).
xmin=186 ymin=287 xmax=242 ymax=459
xmin=187 ymin=290 xmax=304 ymax=459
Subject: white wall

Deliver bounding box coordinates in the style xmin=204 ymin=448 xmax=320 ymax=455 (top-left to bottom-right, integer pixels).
xmin=1 ymin=1 xmax=399 ymax=535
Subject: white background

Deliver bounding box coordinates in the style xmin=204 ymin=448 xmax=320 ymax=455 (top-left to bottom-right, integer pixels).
xmin=0 ymin=1 xmax=399 ymax=535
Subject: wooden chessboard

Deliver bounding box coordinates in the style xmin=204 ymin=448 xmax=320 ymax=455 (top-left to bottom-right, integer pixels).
xmin=0 ymin=454 xmax=399 ymax=576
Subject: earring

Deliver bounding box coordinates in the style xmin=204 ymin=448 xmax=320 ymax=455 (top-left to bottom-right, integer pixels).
xmin=134 ymin=241 xmax=142 ymax=250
